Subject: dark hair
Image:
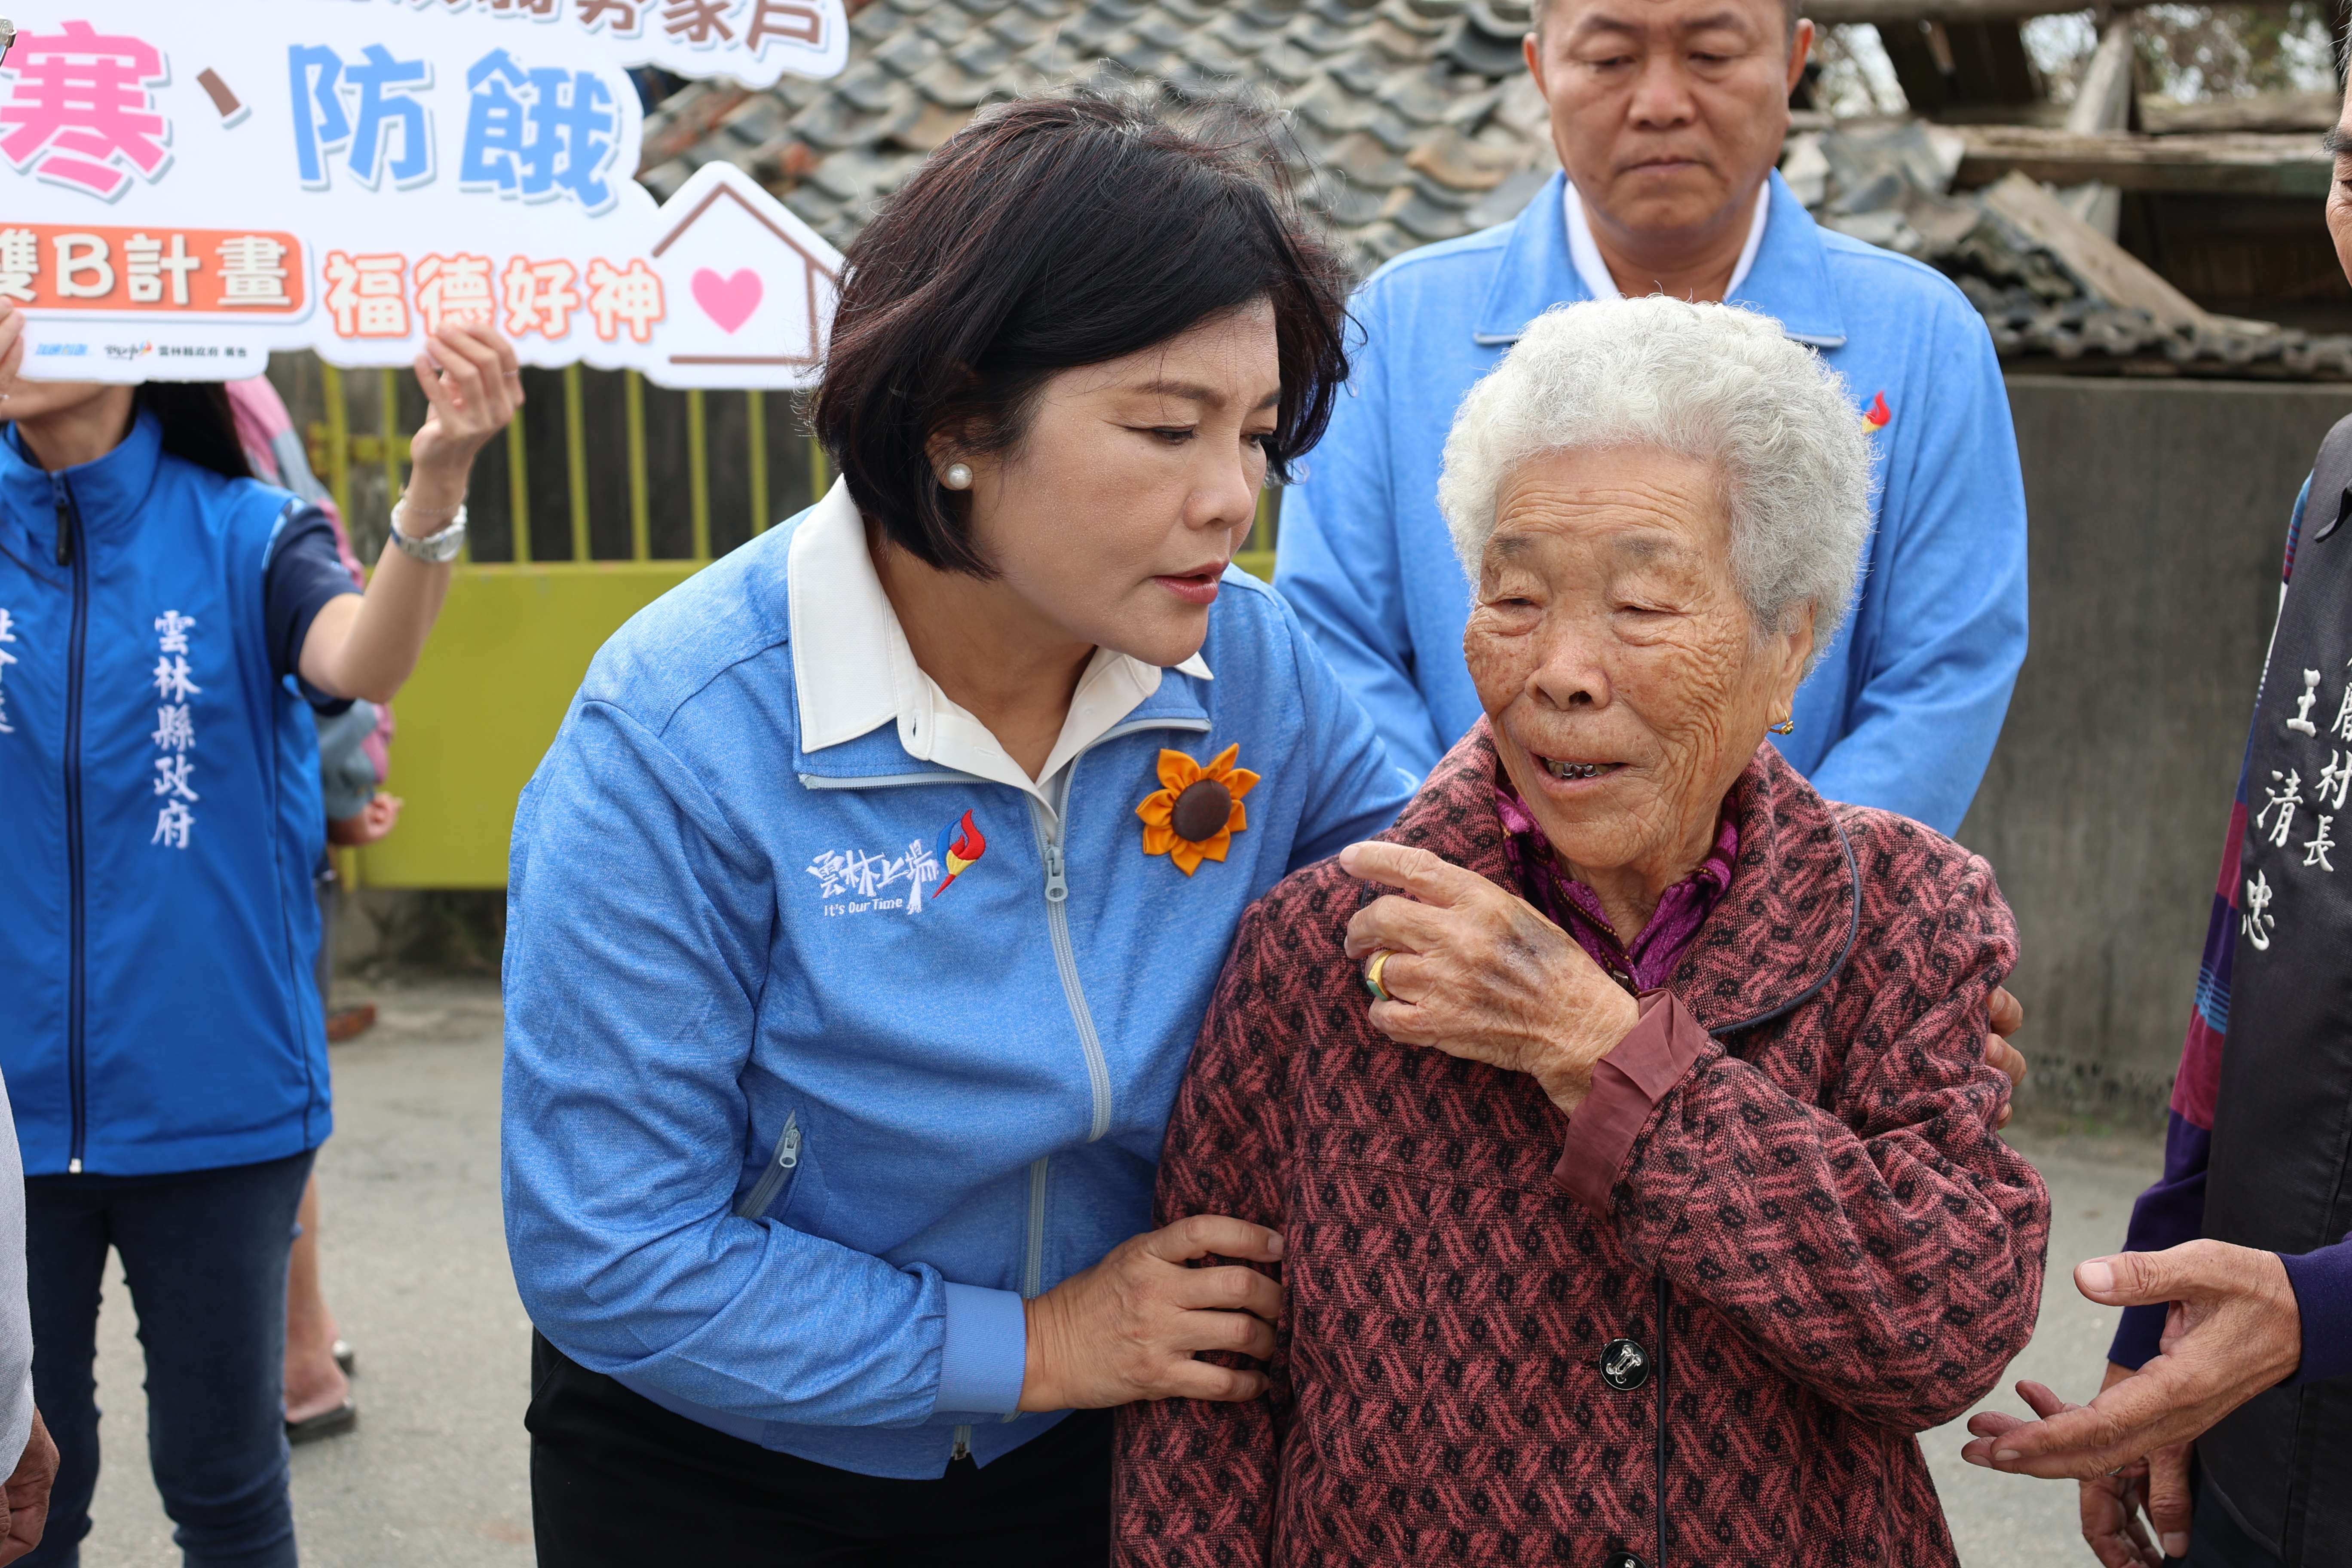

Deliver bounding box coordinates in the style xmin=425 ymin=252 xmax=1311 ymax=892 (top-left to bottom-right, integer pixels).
xmin=136 ymin=381 xmax=253 ymax=483
xmin=813 ymin=87 xmax=1352 ymax=577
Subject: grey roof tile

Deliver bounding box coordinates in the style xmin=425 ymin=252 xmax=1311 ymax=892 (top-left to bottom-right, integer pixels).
xmin=647 ymin=0 xmax=2350 ymax=379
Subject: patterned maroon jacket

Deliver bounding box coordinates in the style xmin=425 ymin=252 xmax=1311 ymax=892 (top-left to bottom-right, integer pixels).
xmin=1115 ymin=728 xmax=2050 ymax=1568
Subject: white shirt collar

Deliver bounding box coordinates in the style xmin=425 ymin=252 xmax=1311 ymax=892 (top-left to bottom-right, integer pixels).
xmin=787 ymin=480 xmax=1213 ymax=804
xmin=1563 ymin=178 xmax=1770 ymax=303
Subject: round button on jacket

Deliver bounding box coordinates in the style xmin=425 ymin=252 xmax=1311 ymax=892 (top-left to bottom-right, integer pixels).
xmin=1605 ymin=1552 xmax=1646 ymax=1568
xmin=1599 ymin=1337 xmax=1651 ymax=1392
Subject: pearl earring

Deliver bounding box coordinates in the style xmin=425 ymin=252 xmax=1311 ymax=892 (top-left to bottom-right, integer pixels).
xmin=943 ymin=463 xmax=973 ymax=491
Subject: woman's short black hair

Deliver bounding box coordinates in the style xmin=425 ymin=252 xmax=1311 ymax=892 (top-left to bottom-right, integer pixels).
xmin=137 ymin=381 xmax=253 ymax=483
xmin=813 ymin=86 xmax=1353 ymax=577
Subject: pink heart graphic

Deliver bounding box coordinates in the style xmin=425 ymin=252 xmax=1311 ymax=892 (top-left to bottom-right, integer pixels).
xmin=692 ymin=267 xmax=763 ymax=334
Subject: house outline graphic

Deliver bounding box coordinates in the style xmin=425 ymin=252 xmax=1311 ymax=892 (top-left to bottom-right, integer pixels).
xmin=651 ymin=179 xmax=839 ymax=370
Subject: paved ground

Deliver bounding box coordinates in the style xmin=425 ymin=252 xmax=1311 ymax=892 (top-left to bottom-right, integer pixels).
xmin=75 ymin=977 xmax=2160 ymax=1568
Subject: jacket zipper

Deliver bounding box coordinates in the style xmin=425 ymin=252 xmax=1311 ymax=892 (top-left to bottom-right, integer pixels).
xmin=797 ymin=714 xmax=1209 ymax=1468
xmin=54 ymin=479 xmax=89 ymax=1175
xmin=1029 ymin=766 xmax=1114 ymax=1142
xmin=1654 ymin=1271 xmax=1671 ymax=1568
xmin=732 ymin=1112 xmax=801 ymax=1219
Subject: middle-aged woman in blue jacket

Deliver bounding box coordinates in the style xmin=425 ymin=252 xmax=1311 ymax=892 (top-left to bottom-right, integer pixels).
xmin=0 ymin=298 xmax=518 ymax=1567
xmin=501 ymin=89 xmax=1410 ymax=1566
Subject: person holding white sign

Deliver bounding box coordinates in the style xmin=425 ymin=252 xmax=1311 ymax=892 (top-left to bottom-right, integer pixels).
xmin=0 ymin=298 xmax=519 ymax=1568
xmin=500 ymin=90 xmax=1412 ymax=1565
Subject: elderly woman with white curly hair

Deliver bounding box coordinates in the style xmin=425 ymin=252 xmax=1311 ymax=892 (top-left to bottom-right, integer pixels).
xmin=1115 ymin=298 xmax=2052 ymax=1568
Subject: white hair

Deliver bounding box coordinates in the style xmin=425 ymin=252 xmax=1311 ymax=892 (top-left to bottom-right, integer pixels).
xmin=1436 ymin=296 xmax=1874 ymax=668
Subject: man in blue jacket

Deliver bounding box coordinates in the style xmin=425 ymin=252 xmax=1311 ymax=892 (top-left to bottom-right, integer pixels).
xmin=1277 ymin=0 xmax=2029 ymax=833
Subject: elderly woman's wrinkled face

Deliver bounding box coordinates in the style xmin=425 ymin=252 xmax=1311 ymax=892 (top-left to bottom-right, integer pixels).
xmin=1465 ymin=444 xmax=1811 ymax=886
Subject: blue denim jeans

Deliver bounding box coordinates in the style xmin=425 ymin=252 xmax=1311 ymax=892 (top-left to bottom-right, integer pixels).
xmin=22 ymin=1151 xmax=314 ymax=1568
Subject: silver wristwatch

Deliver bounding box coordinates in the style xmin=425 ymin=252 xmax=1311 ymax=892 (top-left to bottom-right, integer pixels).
xmin=389 ymin=502 xmax=468 ymax=564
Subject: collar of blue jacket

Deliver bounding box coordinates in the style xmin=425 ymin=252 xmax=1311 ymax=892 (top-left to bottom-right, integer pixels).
xmin=499 ymin=483 xmax=1409 ymax=1478
xmin=2 ymin=406 xmax=168 ymax=549
xmin=787 ymin=479 xmax=1216 ymax=798
xmin=1476 ymin=170 xmax=1847 ymax=350
xmin=1272 ymin=168 xmax=2029 ymax=836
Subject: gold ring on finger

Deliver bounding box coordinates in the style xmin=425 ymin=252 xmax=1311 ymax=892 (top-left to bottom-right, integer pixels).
xmin=1363 ymin=949 xmax=1394 ymax=1003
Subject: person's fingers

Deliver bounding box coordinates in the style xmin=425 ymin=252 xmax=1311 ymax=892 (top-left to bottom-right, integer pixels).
xmin=1964 ymin=1409 xmax=2026 ymax=1441
xmin=1341 ymin=894 xmax=1452 ymax=963
xmin=1985 ymin=1032 xmax=2028 ymax=1092
xmin=459 ymin=318 xmax=521 ymax=377
xmin=2015 ymin=1380 xmax=2075 ymax=1419
xmin=1979 ymin=1366 xmax=2208 ymax=1478
xmin=1143 ymin=1214 xmax=1284 ymax=1266
xmin=2075 ymin=1241 xmax=2233 ymax=1309
xmin=1989 ymin=985 xmax=2024 ymax=1038
xmin=1358 ymin=949 xmax=1431 ymax=1006
xmin=1336 ymin=841 xmax=1493 ymax=909
xmin=2145 ymin=1442 xmax=2194 ymax=1560
xmin=1156 ymin=1358 xmax=1267 ymax=1403
xmin=1176 ymin=1306 xmax=1277 ymax=1363
xmin=1171 ymin=1262 xmax=1283 ymax=1323
xmin=412 ymin=351 xmax=453 ymax=425
xmin=451 ymin=328 xmax=518 ymax=425
xmin=428 ymin=328 xmax=496 ymax=417
xmin=1363 ymin=995 xmax=1447 ymax=1050
xmin=0 ymin=306 xmax=22 ymax=394
xmin=2080 ymin=1477 xmax=2162 ymax=1568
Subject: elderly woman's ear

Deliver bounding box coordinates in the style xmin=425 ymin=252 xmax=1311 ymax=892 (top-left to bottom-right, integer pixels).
xmin=1765 ymin=600 xmax=1816 ymax=732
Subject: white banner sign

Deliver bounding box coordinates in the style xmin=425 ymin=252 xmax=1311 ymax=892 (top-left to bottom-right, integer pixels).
xmin=0 ymin=1 xmax=847 ymax=388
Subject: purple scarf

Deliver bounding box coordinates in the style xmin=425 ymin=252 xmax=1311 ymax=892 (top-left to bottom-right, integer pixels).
xmin=1493 ymin=784 xmax=1738 ymax=992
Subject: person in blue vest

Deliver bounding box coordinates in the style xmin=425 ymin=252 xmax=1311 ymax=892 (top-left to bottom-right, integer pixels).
xmin=501 ymin=90 xmax=1409 ymax=1566
xmin=1276 ymin=0 xmax=2030 ymax=838
xmin=0 ymin=297 xmax=519 ymax=1568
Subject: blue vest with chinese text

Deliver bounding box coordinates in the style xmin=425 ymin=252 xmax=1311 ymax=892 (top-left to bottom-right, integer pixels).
xmin=0 ymin=411 xmax=331 ymax=1178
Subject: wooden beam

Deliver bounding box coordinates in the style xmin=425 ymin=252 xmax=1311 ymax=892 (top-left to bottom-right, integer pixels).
xmin=1977 ymin=172 xmax=2213 ymax=328
xmin=2063 ymin=14 xmax=2136 ymax=135
xmin=1951 ymin=126 xmax=2332 ymax=198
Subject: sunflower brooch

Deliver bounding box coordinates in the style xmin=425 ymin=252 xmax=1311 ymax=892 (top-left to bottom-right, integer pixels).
xmin=1136 ymin=744 xmax=1259 ymax=876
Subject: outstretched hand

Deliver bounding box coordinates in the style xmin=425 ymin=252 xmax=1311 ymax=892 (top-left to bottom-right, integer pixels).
xmin=1959 ymin=1241 xmax=2300 ymax=1480
xmin=1338 ymin=840 xmax=1638 ymax=1116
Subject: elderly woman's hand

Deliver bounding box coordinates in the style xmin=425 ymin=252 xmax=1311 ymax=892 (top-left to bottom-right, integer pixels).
xmin=1338 ymin=841 xmax=1640 ymax=1116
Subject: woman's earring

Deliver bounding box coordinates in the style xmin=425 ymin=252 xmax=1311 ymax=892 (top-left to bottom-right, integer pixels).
xmin=1769 ymin=717 xmax=1796 ymax=736
xmin=942 ymin=462 xmax=973 ymax=491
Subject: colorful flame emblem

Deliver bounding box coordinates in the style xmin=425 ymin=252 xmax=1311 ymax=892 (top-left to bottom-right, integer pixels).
xmin=931 ymin=809 xmax=986 ymax=899
xmin=1862 ymin=390 xmax=1892 ymax=432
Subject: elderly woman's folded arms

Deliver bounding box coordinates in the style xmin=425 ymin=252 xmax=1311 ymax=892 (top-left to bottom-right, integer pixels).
xmin=1115 ymin=297 xmax=2052 ymax=1568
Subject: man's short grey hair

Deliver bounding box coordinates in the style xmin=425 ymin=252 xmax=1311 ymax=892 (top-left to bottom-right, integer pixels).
xmin=1436 ymin=296 xmax=1872 ymax=669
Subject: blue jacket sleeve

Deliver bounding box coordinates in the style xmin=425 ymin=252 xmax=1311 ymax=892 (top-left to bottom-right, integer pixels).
xmin=1807 ymin=305 xmax=2028 ymax=834
xmin=1275 ymin=291 xmax=1449 ymax=787
xmin=502 ymin=697 xmax=1021 ymax=1427
xmin=1279 ymin=593 xmax=1415 ymax=870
